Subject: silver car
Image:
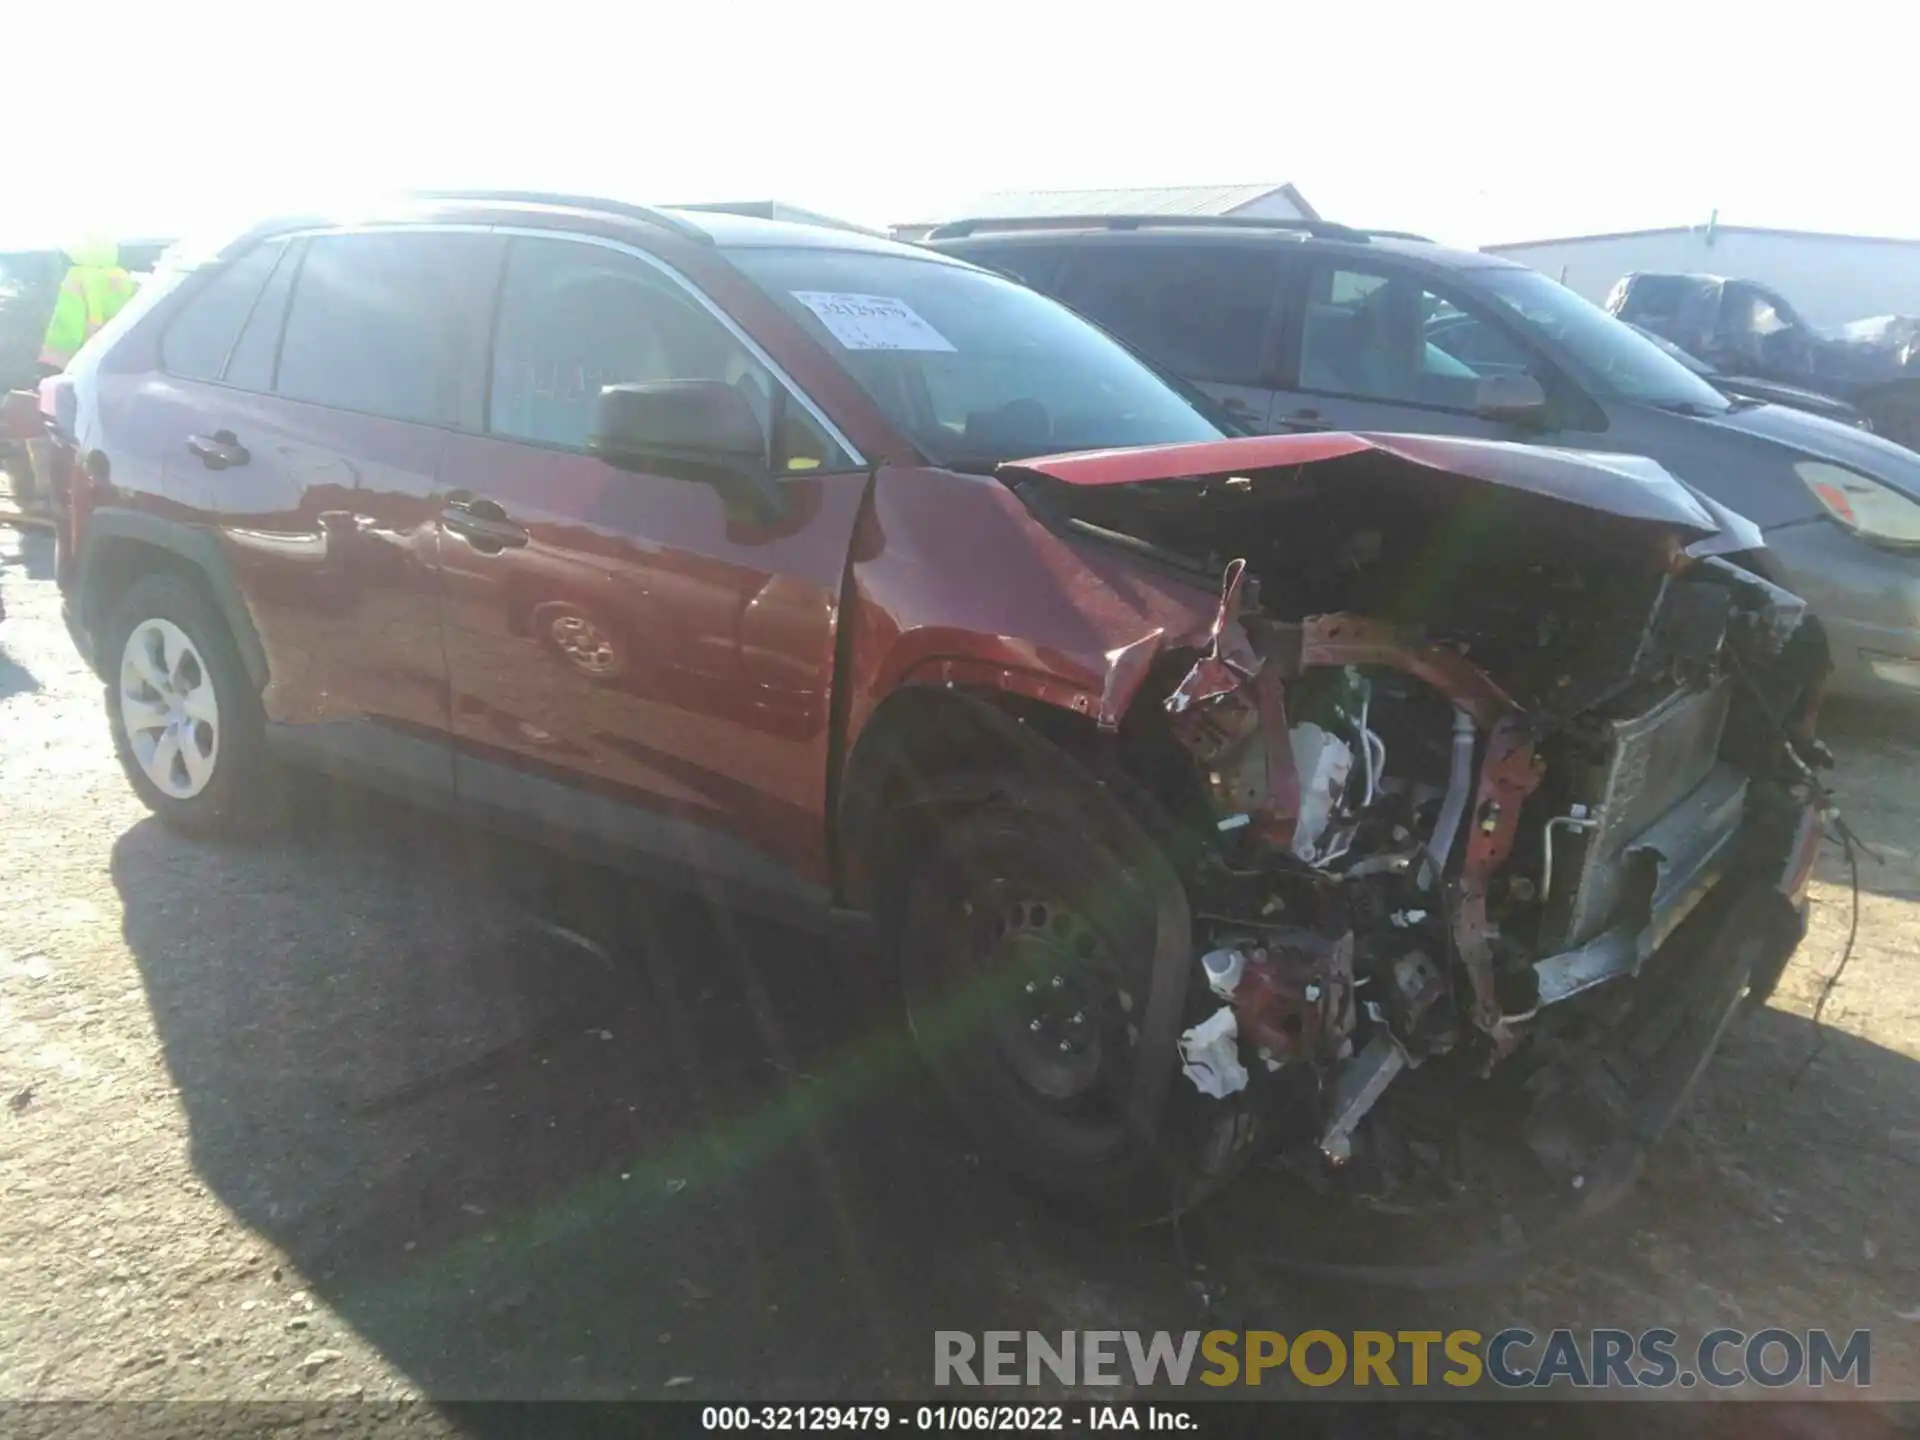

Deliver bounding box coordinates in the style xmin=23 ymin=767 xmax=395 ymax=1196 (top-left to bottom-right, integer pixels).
xmin=930 ymin=217 xmax=1920 ymax=703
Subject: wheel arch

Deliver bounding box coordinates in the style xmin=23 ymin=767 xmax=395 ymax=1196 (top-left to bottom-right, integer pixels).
xmin=73 ymin=509 xmax=268 ymax=691
xmin=833 ymin=681 xmax=1198 ymax=1139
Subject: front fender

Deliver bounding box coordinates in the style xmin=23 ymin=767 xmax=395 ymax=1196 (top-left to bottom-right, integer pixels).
xmin=838 ymin=464 xmax=1223 ymax=755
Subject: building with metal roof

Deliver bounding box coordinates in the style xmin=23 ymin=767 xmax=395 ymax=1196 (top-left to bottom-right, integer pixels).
xmin=1484 ymin=222 xmax=1920 ymax=327
xmin=891 ymin=182 xmax=1317 ymax=241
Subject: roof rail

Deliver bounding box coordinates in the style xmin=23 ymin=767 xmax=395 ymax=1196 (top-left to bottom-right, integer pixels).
xmin=924 ymin=214 xmax=1389 ymax=243
xmin=407 ymin=190 xmax=713 ymax=244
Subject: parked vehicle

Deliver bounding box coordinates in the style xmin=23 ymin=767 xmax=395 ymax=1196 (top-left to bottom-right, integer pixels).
xmin=929 ymin=215 xmax=1920 ymax=704
xmin=1607 ymin=271 xmax=1920 ymax=446
xmin=1623 ymin=322 xmax=1873 ymax=429
xmin=43 ymin=194 xmax=1826 ymax=1255
xmin=2 ymin=240 xmax=170 ymax=515
xmin=0 ymin=240 xmax=171 ymax=392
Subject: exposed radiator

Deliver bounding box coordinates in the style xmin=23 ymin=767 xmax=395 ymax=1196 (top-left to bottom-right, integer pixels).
xmin=1543 ymin=677 xmax=1735 ymax=950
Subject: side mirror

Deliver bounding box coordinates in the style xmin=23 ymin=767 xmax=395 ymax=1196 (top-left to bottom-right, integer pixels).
xmin=588 ymin=379 xmax=788 ymax=520
xmin=1474 ymin=372 xmax=1550 ymax=427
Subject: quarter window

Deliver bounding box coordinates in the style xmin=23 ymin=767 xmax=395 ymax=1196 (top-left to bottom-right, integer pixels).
xmin=159 ymin=241 xmax=281 ymax=382
xmin=487 ymin=237 xmax=847 ymax=472
xmin=276 ymin=231 xmax=487 ymax=425
xmin=222 ymin=241 xmax=301 ymax=393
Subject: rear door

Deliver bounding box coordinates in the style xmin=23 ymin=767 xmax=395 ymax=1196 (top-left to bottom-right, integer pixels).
xmin=167 ymin=226 xmax=491 ymax=794
xmin=1053 ymin=239 xmax=1293 ymax=431
xmin=1268 ymin=255 xmax=1573 ymax=440
xmin=433 ymin=231 xmax=870 ymax=913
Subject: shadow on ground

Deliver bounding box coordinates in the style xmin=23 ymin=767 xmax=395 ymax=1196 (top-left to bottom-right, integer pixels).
xmin=0 ymin=644 xmax=38 ymax=700
xmin=111 ymin=780 xmax=1216 ymax=1402
xmin=1812 ymin=698 xmax=1920 ymax=902
xmin=110 ymin=776 xmax=1920 ymax=1419
xmin=1 ymin=525 xmax=56 ymax=581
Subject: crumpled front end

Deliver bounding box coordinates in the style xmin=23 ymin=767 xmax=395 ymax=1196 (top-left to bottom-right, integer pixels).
xmin=1010 ymin=433 xmax=1830 ymax=1249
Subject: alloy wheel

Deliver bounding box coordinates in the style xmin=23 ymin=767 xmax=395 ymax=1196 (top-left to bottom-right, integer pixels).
xmin=119 ymin=618 xmax=220 ymax=799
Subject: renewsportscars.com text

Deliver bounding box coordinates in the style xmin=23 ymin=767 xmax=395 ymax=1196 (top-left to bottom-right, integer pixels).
xmin=934 ymin=1328 xmax=1871 ymax=1390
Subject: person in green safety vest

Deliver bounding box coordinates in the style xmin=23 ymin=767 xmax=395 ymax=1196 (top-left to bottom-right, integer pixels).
xmin=37 ymin=237 xmax=137 ymax=372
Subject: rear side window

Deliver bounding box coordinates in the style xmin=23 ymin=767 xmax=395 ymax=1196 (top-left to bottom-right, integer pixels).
xmin=223 ymin=242 xmax=301 ymax=392
xmin=1061 ymin=244 xmax=1285 ymax=386
xmin=277 ymin=231 xmax=487 ymax=425
xmin=1615 ymin=274 xmax=1691 ymax=322
xmin=159 ymin=242 xmax=281 ymax=382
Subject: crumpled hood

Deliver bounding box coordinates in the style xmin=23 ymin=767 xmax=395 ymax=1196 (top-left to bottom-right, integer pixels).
xmin=1002 ymin=431 xmax=1732 ymax=539
xmin=1701 ymin=401 xmax=1920 ymax=503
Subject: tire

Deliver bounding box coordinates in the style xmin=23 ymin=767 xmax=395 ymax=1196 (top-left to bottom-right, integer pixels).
xmin=892 ymin=779 xmax=1249 ymax=1224
xmin=102 ymin=572 xmax=281 ymax=836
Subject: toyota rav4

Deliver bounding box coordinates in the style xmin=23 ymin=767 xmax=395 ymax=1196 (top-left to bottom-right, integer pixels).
xmin=41 ymin=193 xmax=1830 ymax=1253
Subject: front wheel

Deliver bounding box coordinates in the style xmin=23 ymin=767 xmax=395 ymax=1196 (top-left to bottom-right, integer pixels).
xmin=103 ymin=573 xmax=280 ymax=835
xmin=893 ymin=782 xmax=1247 ymax=1224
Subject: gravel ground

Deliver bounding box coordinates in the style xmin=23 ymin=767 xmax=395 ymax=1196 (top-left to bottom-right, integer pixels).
xmin=2 ymin=521 xmax=1917 ymax=1416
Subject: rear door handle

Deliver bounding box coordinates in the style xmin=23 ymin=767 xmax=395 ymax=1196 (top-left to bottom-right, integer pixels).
xmin=1279 ymin=408 xmax=1333 ymax=432
xmin=441 ymin=491 xmax=529 ymax=551
xmin=186 ymin=430 xmax=250 ymax=469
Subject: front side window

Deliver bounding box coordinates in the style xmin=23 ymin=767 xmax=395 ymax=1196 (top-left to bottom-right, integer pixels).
xmin=159 ymin=241 xmax=282 ymax=383
xmin=1063 ymin=244 xmax=1285 ymax=386
xmin=1296 ymin=262 xmax=1540 ymax=409
xmin=276 ymin=231 xmax=488 ymax=424
xmin=488 ymin=237 xmax=848 ymax=472
xmin=726 ymin=246 xmax=1221 ymax=467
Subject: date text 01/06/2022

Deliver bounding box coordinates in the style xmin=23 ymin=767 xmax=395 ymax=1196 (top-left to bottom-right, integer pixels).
xmin=700 ymin=1405 xmax=1193 ymax=1431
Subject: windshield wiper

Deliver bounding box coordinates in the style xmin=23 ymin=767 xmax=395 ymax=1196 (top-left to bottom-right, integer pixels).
xmin=1651 ymin=399 xmax=1728 ymax=418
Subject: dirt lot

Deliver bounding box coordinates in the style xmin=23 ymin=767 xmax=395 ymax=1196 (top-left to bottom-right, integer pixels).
xmin=2 ymin=521 xmax=1918 ymax=1413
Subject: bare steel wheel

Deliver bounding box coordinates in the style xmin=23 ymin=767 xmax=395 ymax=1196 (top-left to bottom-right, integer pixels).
xmin=119 ymin=618 xmax=220 ymax=799
xmin=893 ymin=780 xmax=1252 ymax=1223
xmin=103 ymin=572 xmax=280 ymax=835
xmin=971 ymin=890 xmax=1131 ymax=1111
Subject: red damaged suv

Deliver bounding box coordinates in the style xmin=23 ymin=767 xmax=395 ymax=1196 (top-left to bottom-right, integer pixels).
xmin=42 ymin=193 xmax=1829 ymax=1248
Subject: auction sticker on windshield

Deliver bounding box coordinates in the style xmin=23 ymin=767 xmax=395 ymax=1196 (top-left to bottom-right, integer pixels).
xmin=792 ymin=292 xmax=956 ymax=352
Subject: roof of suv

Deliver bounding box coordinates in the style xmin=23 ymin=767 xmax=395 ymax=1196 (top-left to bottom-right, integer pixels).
xmin=224 ymin=191 xmax=959 ymax=267
xmin=922 ymin=215 xmax=1522 ymax=272
xmin=657 ymin=206 xmax=953 ymax=259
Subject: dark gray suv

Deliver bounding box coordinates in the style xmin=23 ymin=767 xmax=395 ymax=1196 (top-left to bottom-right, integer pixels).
xmin=928 ymin=216 xmax=1920 ymax=704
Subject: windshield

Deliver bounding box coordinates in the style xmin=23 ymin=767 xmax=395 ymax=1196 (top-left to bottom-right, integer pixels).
xmin=1624 ymin=322 xmax=1714 ymax=375
xmin=725 ymin=247 xmax=1222 ymax=466
xmin=1477 ymin=268 xmax=1733 ymax=414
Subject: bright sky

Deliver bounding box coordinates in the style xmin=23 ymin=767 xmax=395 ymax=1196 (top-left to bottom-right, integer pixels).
xmin=9 ymin=0 xmax=1914 ymax=253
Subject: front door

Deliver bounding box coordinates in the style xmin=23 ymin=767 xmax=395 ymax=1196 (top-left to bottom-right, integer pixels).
xmin=434 ymin=233 xmax=868 ymax=914
xmin=1269 ymin=258 xmax=1570 ymax=441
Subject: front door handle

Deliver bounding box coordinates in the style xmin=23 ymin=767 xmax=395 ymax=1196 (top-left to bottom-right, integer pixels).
xmin=186 ymin=430 xmax=250 ymax=470
xmin=441 ymin=491 xmax=529 ymax=551
xmin=1279 ymin=408 xmax=1333 ymax=432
